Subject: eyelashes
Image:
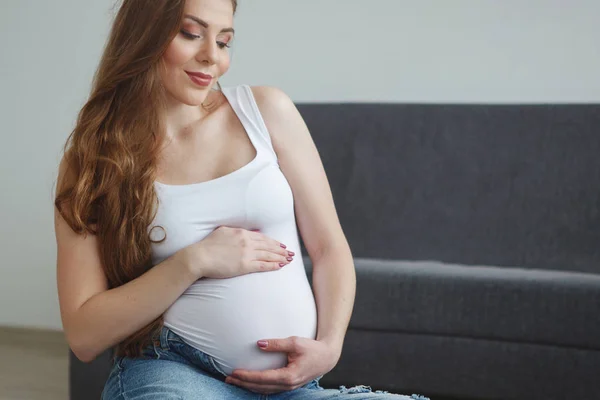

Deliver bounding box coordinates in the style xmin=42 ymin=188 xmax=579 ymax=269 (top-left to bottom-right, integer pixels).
xmin=180 ymin=30 xmax=231 ymax=49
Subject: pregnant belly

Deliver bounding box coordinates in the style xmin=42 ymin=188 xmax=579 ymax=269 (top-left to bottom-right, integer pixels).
xmin=163 ymin=262 xmax=318 ymax=376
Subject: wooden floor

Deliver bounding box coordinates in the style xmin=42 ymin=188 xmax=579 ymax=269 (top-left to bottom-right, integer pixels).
xmin=0 ymin=327 xmax=68 ymax=400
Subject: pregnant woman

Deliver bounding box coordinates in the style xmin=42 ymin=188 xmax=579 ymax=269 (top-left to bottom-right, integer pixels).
xmin=53 ymin=0 xmax=430 ymax=399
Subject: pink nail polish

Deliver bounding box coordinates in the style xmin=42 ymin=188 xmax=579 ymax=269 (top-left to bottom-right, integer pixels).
xmin=280 ymin=243 xmax=287 ymax=248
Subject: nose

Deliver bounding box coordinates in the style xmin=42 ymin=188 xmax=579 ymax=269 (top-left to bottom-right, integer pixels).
xmin=197 ymin=39 xmax=219 ymax=66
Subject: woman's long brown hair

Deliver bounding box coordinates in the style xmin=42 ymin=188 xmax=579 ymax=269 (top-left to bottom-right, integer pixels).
xmin=54 ymin=0 xmax=238 ymax=360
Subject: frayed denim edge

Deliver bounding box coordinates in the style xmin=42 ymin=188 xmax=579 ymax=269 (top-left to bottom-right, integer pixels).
xmin=338 ymin=385 xmax=430 ymax=399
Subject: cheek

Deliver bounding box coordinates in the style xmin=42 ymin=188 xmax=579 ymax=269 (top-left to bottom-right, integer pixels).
xmin=160 ymin=38 xmax=232 ymax=82
xmin=160 ymin=40 xmax=197 ymax=93
xmin=219 ymin=57 xmax=231 ymax=75
xmin=163 ymin=39 xmax=195 ymax=66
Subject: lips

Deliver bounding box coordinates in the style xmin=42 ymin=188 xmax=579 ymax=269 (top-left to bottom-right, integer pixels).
xmin=185 ymin=71 xmax=213 ymax=87
xmin=186 ymin=71 xmax=212 ymax=79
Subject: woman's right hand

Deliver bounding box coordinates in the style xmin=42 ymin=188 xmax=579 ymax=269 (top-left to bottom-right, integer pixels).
xmin=175 ymin=226 xmax=294 ymax=280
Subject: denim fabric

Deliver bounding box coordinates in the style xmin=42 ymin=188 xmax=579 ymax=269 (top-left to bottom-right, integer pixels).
xmin=101 ymin=326 xmax=429 ymax=399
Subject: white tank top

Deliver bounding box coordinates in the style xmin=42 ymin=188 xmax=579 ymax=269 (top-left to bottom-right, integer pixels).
xmin=149 ymin=84 xmax=318 ymax=375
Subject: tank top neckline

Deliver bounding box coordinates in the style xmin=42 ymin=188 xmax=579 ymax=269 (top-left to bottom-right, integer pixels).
xmin=154 ymin=85 xmax=262 ymax=189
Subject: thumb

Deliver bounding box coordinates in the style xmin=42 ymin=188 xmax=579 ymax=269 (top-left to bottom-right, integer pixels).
xmin=256 ymin=337 xmax=297 ymax=352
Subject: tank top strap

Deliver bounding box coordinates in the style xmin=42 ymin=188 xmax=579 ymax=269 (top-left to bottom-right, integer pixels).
xmin=221 ymin=84 xmax=278 ymax=163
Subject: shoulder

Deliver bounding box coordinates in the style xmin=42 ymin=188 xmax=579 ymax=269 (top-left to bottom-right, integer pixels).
xmin=247 ymin=85 xmax=305 ymax=146
xmin=249 ymin=85 xmax=297 ymax=120
xmin=249 ymin=85 xmax=293 ymax=104
xmin=245 ymin=86 xmax=315 ymax=162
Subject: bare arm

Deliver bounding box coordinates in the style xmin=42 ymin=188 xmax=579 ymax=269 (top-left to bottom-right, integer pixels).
xmin=54 ymin=158 xmax=198 ymax=363
xmin=252 ymin=86 xmax=356 ymax=360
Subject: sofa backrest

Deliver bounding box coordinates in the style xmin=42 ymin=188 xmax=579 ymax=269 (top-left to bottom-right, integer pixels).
xmin=296 ymin=103 xmax=600 ymax=274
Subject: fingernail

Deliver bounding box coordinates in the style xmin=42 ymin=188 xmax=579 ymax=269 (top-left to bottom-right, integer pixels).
xmin=257 ymin=340 xmax=268 ymax=348
xmin=280 ymin=243 xmax=287 ymax=248
xmin=288 ymin=251 xmax=295 ymax=256
xmin=286 ymin=257 xmax=293 ymax=262
xmin=279 ymin=263 xmax=285 ymax=268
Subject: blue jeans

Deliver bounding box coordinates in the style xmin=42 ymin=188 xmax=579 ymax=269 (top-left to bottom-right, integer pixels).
xmin=101 ymin=325 xmax=430 ymax=399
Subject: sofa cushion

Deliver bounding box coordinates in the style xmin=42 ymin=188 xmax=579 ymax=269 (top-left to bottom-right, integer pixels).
xmin=304 ymin=257 xmax=600 ymax=350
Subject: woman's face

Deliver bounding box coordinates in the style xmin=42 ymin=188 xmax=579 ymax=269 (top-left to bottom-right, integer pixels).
xmin=160 ymin=0 xmax=234 ymax=106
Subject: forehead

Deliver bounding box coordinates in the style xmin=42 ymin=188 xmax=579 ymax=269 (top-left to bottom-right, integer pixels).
xmin=183 ymin=0 xmax=234 ymax=26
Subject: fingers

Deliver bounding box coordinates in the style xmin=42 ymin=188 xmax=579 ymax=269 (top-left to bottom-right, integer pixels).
xmin=229 ymin=368 xmax=298 ymax=387
xmin=225 ymin=342 xmax=307 ymax=393
xmin=248 ymin=260 xmax=285 ymax=272
xmin=253 ymin=250 xmax=292 ymax=266
xmin=248 ymin=230 xmax=294 ymax=260
xmin=249 ymin=230 xmax=287 ymax=250
xmin=256 ymin=337 xmax=300 ymax=353
xmin=262 ymin=246 xmax=293 ymax=261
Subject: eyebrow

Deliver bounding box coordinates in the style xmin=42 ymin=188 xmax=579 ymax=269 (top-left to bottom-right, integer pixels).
xmin=184 ymin=14 xmax=235 ymax=34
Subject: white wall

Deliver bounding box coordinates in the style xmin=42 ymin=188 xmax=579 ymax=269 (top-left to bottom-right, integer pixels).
xmin=2 ymin=0 xmax=599 ymax=331
xmin=226 ymin=0 xmax=600 ymax=103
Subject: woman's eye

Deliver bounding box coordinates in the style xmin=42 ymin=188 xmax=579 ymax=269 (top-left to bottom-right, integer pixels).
xmin=181 ymin=30 xmax=230 ymax=49
xmin=180 ymin=30 xmax=201 ymax=39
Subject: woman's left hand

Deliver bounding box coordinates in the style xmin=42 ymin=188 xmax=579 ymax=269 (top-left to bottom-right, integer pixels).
xmin=225 ymin=336 xmax=341 ymax=394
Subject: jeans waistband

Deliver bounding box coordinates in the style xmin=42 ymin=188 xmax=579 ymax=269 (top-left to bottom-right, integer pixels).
xmin=158 ymin=325 xmax=182 ymax=351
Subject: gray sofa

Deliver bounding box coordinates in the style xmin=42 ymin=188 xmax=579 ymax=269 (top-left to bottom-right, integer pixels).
xmin=70 ymin=103 xmax=600 ymax=400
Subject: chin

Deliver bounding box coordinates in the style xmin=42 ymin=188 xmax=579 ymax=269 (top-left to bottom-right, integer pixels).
xmin=176 ymin=93 xmax=209 ymax=107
